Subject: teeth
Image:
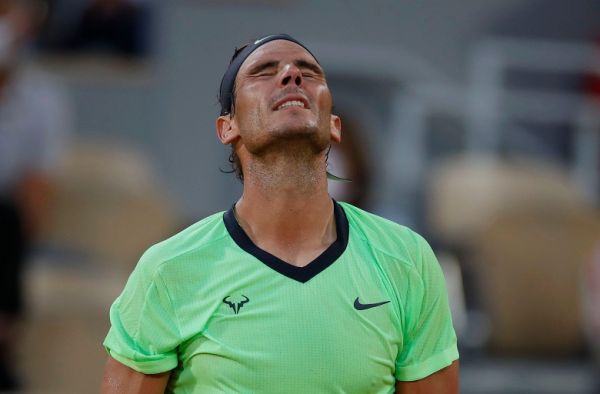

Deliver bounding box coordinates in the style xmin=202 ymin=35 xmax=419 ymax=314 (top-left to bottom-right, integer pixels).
xmin=277 ymin=100 xmax=305 ymax=110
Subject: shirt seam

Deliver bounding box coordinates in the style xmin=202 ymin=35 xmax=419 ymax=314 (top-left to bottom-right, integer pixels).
xmin=346 ymin=221 xmax=429 ymax=358
xmin=156 ymin=268 xmax=183 ymax=339
xmin=130 ymin=233 xmax=232 ymax=350
xmin=350 ymin=222 xmax=422 ymax=280
xmin=150 ymin=229 xmax=231 ymax=272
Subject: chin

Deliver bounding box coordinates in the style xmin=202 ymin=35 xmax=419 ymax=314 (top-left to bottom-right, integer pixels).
xmin=249 ymin=125 xmax=330 ymax=156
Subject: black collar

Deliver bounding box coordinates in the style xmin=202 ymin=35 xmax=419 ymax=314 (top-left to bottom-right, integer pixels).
xmin=223 ymin=200 xmax=349 ymax=283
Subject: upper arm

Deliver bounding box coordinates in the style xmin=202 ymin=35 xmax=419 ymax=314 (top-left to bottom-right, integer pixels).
xmin=395 ymin=360 xmax=459 ymax=394
xmin=101 ymin=356 xmax=171 ymax=394
xmin=102 ymin=251 xmax=180 ymax=393
xmin=394 ymin=233 xmax=459 ymax=381
xmin=103 ymin=255 xmax=181 ymax=374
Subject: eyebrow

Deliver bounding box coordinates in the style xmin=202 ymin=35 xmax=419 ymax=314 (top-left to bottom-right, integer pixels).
xmin=246 ymin=59 xmax=324 ymax=76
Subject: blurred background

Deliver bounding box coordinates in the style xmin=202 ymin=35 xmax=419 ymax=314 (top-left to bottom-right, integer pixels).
xmin=1 ymin=0 xmax=600 ymax=392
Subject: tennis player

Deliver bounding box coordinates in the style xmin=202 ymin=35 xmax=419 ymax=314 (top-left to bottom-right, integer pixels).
xmin=101 ymin=34 xmax=459 ymax=393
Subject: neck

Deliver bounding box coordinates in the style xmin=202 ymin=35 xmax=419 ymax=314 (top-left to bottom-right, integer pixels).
xmin=234 ymin=150 xmax=336 ymax=267
xmin=247 ymin=147 xmax=327 ymax=193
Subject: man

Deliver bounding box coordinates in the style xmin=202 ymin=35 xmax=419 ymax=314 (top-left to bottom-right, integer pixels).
xmin=102 ymin=34 xmax=459 ymax=393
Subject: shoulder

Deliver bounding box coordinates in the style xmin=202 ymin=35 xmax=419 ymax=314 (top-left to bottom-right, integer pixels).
xmin=339 ymin=202 xmax=433 ymax=270
xmin=339 ymin=201 xmax=427 ymax=255
xmin=135 ymin=210 xmax=229 ymax=277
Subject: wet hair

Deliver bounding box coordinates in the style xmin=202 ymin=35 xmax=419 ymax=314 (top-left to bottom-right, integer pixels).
xmin=218 ymin=42 xmax=250 ymax=181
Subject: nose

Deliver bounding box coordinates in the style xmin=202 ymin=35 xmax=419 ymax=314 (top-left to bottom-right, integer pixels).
xmin=279 ymin=64 xmax=302 ymax=87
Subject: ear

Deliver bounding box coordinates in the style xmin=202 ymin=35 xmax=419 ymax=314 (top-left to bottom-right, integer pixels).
xmin=216 ymin=115 xmax=239 ymax=145
xmin=329 ymin=114 xmax=342 ymax=143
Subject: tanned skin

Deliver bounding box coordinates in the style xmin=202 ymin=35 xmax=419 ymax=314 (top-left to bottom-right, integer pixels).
xmin=396 ymin=361 xmax=459 ymax=393
xmin=101 ymin=40 xmax=459 ymax=393
xmin=101 ymin=357 xmax=169 ymax=394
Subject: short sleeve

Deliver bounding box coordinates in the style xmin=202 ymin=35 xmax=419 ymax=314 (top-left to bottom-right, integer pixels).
xmin=103 ymin=255 xmax=181 ymax=374
xmin=394 ymin=234 xmax=459 ymax=381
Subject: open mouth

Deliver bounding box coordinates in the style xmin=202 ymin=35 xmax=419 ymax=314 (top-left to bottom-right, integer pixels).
xmin=277 ymin=100 xmax=305 ymax=110
xmin=273 ymin=95 xmax=310 ymax=111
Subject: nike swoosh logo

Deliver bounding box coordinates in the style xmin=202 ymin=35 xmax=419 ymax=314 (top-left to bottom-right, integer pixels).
xmin=353 ymin=297 xmax=390 ymax=310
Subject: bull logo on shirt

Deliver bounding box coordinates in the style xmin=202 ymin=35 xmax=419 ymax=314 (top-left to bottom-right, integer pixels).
xmin=223 ymin=295 xmax=250 ymax=314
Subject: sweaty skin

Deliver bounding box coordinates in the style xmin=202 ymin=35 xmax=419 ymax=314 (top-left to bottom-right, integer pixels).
xmin=216 ymin=40 xmax=341 ymax=267
xmin=396 ymin=361 xmax=459 ymax=393
xmin=101 ymin=357 xmax=169 ymax=394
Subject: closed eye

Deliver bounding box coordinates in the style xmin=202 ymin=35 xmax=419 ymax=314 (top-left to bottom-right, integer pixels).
xmin=301 ymin=70 xmax=319 ymax=79
xmin=255 ymin=71 xmax=277 ymax=77
xmin=247 ymin=61 xmax=278 ymax=77
xmin=296 ymin=60 xmax=324 ymax=77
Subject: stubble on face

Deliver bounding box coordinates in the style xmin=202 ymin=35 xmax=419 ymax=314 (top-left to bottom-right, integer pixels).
xmin=234 ymin=83 xmax=332 ymax=156
xmin=231 ymin=41 xmax=335 ymax=191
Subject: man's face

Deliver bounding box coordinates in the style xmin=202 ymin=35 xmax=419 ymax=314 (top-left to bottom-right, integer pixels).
xmin=221 ymin=40 xmax=340 ymax=156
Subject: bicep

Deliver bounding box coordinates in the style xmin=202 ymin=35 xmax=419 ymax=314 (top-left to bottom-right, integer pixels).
xmin=101 ymin=356 xmax=171 ymax=394
xmin=395 ymin=360 xmax=459 ymax=394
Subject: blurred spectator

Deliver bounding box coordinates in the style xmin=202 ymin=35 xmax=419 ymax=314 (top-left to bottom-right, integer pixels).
xmin=0 ymin=0 xmax=70 ymax=389
xmin=584 ymin=35 xmax=600 ymax=104
xmin=67 ymin=0 xmax=148 ymax=57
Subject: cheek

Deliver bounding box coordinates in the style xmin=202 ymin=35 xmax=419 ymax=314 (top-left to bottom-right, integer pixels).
xmin=315 ymin=86 xmax=333 ymax=113
xmin=235 ymin=93 xmax=268 ymax=136
xmin=235 ymin=88 xmax=261 ymax=121
xmin=245 ymin=107 xmax=264 ymax=132
xmin=316 ymin=90 xmax=333 ymax=119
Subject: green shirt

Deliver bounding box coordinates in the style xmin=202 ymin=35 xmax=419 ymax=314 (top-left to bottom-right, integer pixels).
xmin=104 ymin=201 xmax=458 ymax=393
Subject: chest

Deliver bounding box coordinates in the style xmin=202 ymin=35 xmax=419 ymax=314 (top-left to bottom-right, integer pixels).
xmin=170 ymin=251 xmax=403 ymax=393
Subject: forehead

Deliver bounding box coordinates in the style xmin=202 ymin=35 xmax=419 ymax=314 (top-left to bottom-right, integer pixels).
xmin=238 ymin=40 xmax=319 ymax=76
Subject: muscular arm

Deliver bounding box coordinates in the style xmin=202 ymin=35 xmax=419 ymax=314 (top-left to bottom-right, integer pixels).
xmin=101 ymin=357 xmax=171 ymax=394
xmin=395 ymin=360 xmax=459 ymax=394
